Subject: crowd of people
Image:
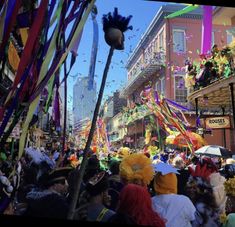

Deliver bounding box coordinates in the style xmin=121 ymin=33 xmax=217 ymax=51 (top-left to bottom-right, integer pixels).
xmin=0 ymin=142 xmax=235 ymax=227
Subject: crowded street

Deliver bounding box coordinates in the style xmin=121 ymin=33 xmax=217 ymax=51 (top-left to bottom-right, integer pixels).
xmin=0 ymin=0 xmax=235 ymax=226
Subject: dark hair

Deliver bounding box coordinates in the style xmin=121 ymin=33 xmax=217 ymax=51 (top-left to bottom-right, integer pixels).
xmin=86 ymin=172 xmax=109 ymax=197
xmin=109 ymin=160 xmax=120 ymax=175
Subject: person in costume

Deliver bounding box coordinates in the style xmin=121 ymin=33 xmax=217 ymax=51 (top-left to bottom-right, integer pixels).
xmin=23 ymin=167 xmax=72 ymax=219
xmin=74 ymin=171 xmax=115 ymax=222
xmin=172 ymin=156 xmax=190 ymax=195
xmin=186 ymin=156 xmax=226 ymax=226
xmin=220 ymin=176 xmax=235 ymax=227
xmin=109 ymin=183 xmax=165 ymax=226
xmin=152 ymin=172 xmax=196 ymax=227
xmin=119 ymin=153 xmax=154 ymax=186
xmin=107 ymin=159 xmax=124 ymax=211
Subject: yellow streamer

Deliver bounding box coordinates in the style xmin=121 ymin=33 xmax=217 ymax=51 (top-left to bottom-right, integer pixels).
xmin=18 ymin=0 xmax=96 ymax=160
xmin=19 ymin=28 xmax=29 ymax=46
xmin=8 ymin=41 xmax=20 ymax=71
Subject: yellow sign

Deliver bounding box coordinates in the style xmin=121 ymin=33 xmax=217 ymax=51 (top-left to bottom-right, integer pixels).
xmin=205 ymin=116 xmax=230 ymax=129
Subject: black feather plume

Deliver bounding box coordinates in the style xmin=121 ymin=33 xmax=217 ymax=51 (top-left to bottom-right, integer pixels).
xmin=102 ymin=7 xmax=133 ymax=33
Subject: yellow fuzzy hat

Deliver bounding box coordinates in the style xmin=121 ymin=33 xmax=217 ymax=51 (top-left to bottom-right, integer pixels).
xmin=119 ymin=153 xmax=154 ymax=186
xmin=118 ymin=147 xmax=130 ymax=158
xmin=153 ymin=173 xmax=177 ymax=195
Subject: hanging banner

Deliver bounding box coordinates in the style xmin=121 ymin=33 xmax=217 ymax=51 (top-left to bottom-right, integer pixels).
xmin=201 ymin=6 xmax=212 ymax=54
xmin=205 ymin=116 xmax=231 ymax=129
xmin=164 ymin=5 xmax=199 ymax=19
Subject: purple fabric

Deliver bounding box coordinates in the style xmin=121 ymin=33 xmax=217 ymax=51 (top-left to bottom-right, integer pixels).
xmin=196 ymin=116 xmax=201 ymax=127
xmin=201 ymin=6 xmax=212 ymax=54
xmin=53 ymin=74 xmax=60 ymax=128
xmin=0 ymin=196 xmax=11 ymax=214
xmin=64 ymin=0 xmax=81 ymax=26
xmin=88 ymin=13 xmax=98 ymax=90
xmin=3 ymin=0 xmax=16 ymax=35
xmin=71 ymin=28 xmax=83 ymax=56
xmin=16 ymin=9 xmax=38 ymax=28
xmin=165 ymin=98 xmax=190 ymax=111
xmin=29 ymin=1 xmax=88 ymax=102
xmin=154 ymin=91 xmax=160 ymax=104
xmin=0 ymin=65 xmax=31 ymax=137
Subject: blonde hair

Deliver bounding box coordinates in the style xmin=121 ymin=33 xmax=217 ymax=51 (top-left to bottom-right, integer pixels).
xmin=226 ymin=158 xmax=235 ymax=165
xmin=172 ymin=156 xmax=185 ymax=169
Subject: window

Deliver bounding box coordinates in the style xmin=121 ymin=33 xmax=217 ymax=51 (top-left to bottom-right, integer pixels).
xmin=155 ymin=81 xmax=161 ymax=93
xmin=175 ymin=75 xmax=187 ymax=103
xmin=227 ymin=32 xmax=234 ymax=45
xmin=159 ymin=30 xmax=164 ymax=50
xmin=160 ymin=77 xmax=165 ymax=96
xmin=173 ymin=29 xmax=186 ymax=53
xmin=212 ymin=31 xmax=215 ymax=47
xmin=154 ymin=37 xmax=158 ymax=52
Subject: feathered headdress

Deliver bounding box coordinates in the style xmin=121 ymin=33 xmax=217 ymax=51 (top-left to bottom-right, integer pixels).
xmin=102 ymin=8 xmax=133 ymax=33
xmin=119 ymin=153 xmax=154 ymax=186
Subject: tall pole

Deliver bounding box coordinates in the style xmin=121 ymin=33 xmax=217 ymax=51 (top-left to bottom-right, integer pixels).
xmin=67 ymin=46 xmax=114 ymax=219
xmin=222 ymin=106 xmax=226 ymax=148
xmin=229 ymin=83 xmax=235 ymax=149
xmin=62 ymin=61 xmax=67 ymax=156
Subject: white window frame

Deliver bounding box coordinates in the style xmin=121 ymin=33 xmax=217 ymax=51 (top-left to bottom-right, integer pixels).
xmin=173 ymin=29 xmax=186 ymax=53
xmin=212 ymin=31 xmax=215 ymax=47
xmin=174 ymin=74 xmax=188 ymax=104
xmin=227 ymin=31 xmax=234 ymax=45
xmin=159 ymin=29 xmax=164 ymax=50
xmin=160 ymin=77 xmax=165 ymax=96
xmin=155 ymin=80 xmax=161 ymax=93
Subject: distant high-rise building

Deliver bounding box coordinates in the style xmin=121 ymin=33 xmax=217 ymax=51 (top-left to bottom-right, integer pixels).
xmin=73 ymin=76 xmax=97 ymax=125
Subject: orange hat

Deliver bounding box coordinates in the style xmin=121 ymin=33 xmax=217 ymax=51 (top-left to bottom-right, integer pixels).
xmin=153 ymin=173 xmax=177 ymax=195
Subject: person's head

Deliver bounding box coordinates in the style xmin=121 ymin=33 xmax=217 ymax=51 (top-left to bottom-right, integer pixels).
xmin=85 ymin=171 xmax=110 ymax=206
xmin=172 ymin=156 xmax=185 ymax=169
xmin=39 ymin=167 xmax=72 ymax=195
xmin=119 ymin=153 xmax=154 ymax=187
xmin=226 ymin=158 xmax=235 ymax=165
xmin=109 ymin=160 xmax=120 ymax=175
xmin=224 ymin=177 xmax=235 ymax=214
xmin=190 ymin=155 xmax=199 ymax=165
xmin=118 ymin=184 xmax=165 ymax=227
xmin=153 ymin=172 xmax=177 ymax=195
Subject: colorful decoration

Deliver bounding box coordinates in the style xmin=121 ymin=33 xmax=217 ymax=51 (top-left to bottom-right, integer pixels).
xmin=173 ymin=131 xmax=208 ymax=150
xmin=164 ymin=5 xmax=199 ymax=19
xmin=164 ymin=4 xmax=212 ymax=55
xmin=224 ymin=177 xmax=235 ymax=196
xmin=119 ymin=153 xmax=154 ymax=186
xmin=201 ymin=6 xmax=212 ymax=54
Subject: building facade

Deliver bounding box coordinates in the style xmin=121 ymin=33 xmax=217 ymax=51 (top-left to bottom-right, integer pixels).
xmin=73 ymin=76 xmax=97 ymax=125
xmin=120 ymin=4 xmax=233 ymax=149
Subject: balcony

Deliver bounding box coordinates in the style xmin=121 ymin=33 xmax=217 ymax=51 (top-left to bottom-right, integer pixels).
xmin=120 ymin=51 xmax=165 ymax=98
xmin=188 ymin=75 xmax=235 ymax=109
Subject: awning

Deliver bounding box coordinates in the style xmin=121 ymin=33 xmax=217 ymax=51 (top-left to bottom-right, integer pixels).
xmin=188 ymin=76 xmax=235 ymax=109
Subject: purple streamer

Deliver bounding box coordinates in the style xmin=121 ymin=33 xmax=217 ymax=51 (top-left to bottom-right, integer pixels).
xmin=196 ymin=116 xmax=201 ymax=127
xmin=165 ymin=98 xmax=190 ymax=111
xmin=88 ymin=11 xmax=98 ymax=90
xmin=71 ymin=28 xmax=83 ymax=56
xmin=53 ymin=74 xmax=60 ymax=129
xmin=16 ymin=9 xmax=38 ymax=28
xmin=0 ymin=65 xmax=31 ymax=137
xmin=154 ymin=91 xmax=160 ymax=104
xmin=3 ymin=0 xmax=16 ymax=36
xmin=0 ymin=196 xmax=11 ymax=214
xmin=201 ymin=6 xmax=212 ymax=54
xmin=29 ymin=1 xmax=88 ymax=102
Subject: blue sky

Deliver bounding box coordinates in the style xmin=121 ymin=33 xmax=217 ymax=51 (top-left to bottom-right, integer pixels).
xmin=66 ymin=0 xmax=169 ymax=109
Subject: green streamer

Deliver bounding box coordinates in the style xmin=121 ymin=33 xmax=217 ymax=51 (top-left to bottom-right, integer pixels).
xmin=164 ymin=5 xmax=199 ymax=19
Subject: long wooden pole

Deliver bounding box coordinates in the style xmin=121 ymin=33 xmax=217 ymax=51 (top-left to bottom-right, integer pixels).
xmin=62 ymin=60 xmax=68 ymax=156
xmin=67 ymin=46 xmax=114 ymax=219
